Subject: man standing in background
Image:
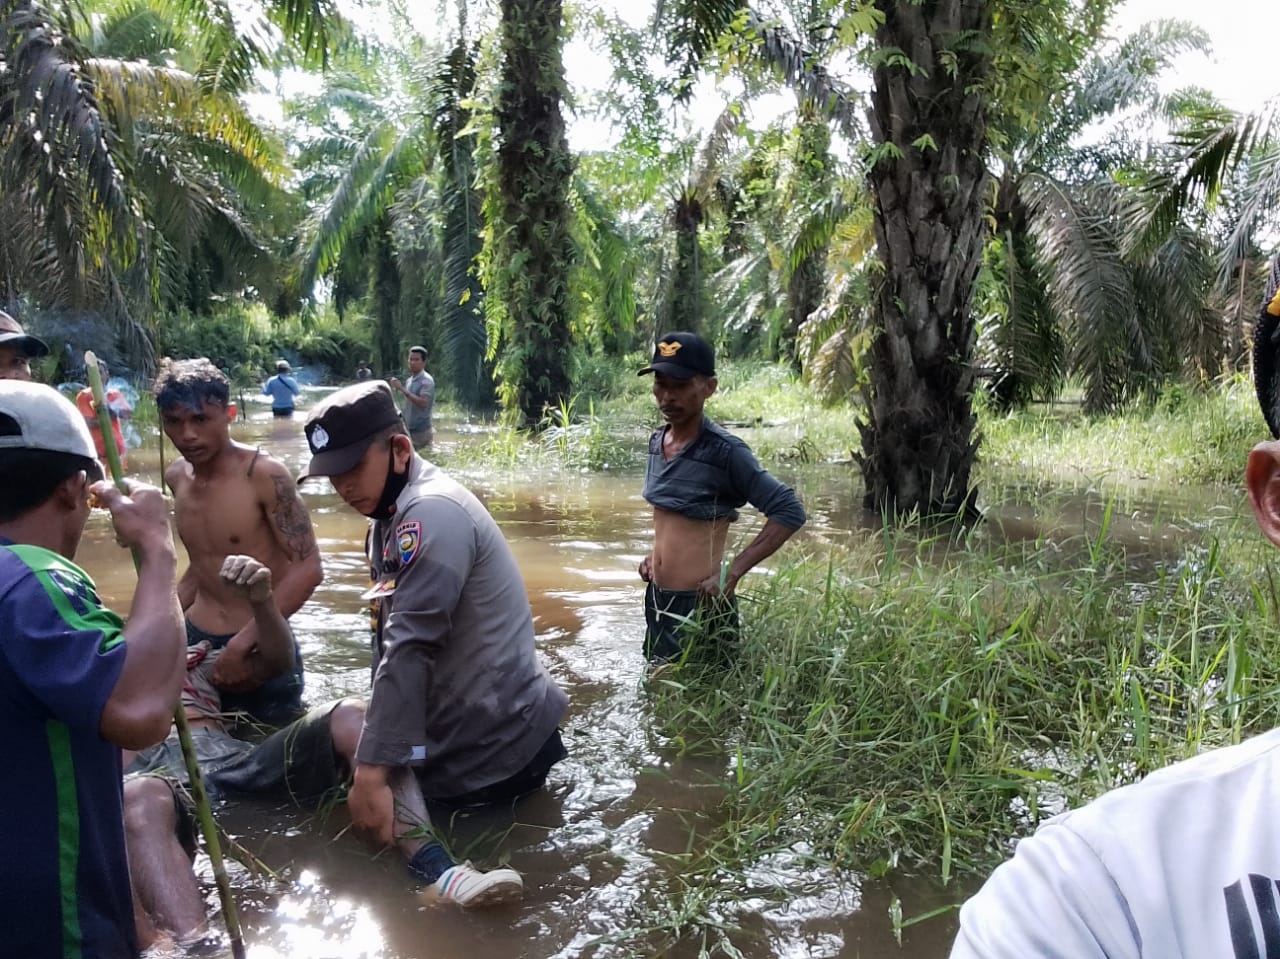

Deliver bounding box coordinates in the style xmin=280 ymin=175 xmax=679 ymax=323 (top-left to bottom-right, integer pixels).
xmin=262 ymin=359 xmax=301 ymax=417
xmin=0 ymin=311 xmax=49 ymax=380
xmin=389 ymin=346 xmax=434 ymax=447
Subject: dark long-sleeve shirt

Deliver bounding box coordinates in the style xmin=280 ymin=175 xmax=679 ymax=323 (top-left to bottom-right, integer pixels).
xmin=643 ymin=417 xmax=806 ymax=529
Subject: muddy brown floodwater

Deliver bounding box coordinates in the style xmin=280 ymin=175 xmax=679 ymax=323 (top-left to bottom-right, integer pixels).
xmin=76 ymin=389 xmax=1245 ymax=958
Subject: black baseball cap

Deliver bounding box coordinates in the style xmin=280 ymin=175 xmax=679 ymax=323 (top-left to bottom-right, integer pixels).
xmin=637 ymin=331 xmax=715 ymax=379
xmin=298 ymin=380 xmax=403 ymax=481
xmin=0 ymin=311 xmax=49 ymax=358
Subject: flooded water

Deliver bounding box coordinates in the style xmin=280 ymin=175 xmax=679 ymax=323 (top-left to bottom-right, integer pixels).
xmin=75 ymin=390 xmax=1249 ymax=958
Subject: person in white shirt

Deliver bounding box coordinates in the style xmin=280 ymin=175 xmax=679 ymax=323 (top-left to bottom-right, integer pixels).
xmin=951 ymin=437 xmax=1280 ymax=959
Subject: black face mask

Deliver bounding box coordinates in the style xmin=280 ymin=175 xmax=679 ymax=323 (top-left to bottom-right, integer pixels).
xmin=368 ymin=443 xmax=410 ymax=521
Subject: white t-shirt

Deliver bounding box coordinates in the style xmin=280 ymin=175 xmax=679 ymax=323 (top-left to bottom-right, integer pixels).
xmin=952 ymin=728 xmax=1280 ymax=959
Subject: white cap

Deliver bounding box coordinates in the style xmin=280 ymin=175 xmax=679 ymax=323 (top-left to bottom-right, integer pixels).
xmin=0 ymin=380 xmax=100 ymax=467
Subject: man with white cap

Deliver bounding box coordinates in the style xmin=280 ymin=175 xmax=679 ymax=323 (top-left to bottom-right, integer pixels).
xmin=262 ymin=358 xmax=301 ymax=417
xmin=0 ymin=380 xmax=185 ymax=959
xmin=0 ymin=310 xmax=50 ymax=380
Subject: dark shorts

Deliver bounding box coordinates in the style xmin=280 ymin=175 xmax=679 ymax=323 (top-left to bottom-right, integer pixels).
xmin=426 ymin=728 xmax=567 ymax=811
xmin=186 ymin=619 xmax=306 ymax=729
xmin=409 ymin=427 xmax=433 ymax=448
xmin=271 ymin=407 xmax=294 ymax=417
xmin=643 ymin=582 xmax=740 ymax=664
xmin=126 ymin=702 xmax=348 ymax=807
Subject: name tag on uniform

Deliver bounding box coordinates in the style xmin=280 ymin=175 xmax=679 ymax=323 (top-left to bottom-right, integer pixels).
xmin=360 ymin=578 xmax=397 ymax=600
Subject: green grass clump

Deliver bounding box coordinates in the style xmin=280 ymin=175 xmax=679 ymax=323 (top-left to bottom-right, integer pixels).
xmin=644 ymin=512 xmax=1280 ymax=894
xmin=444 ymin=396 xmax=652 ymax=474
xmin=979 ymin=376 xmax=1263 ymax=487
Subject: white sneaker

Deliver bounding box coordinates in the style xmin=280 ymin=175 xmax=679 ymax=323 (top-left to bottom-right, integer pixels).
xmin=429 ymin=862 xmax=523 ymax=907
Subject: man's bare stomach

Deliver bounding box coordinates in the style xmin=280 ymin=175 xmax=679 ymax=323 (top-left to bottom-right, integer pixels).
xmin=651 ymin=508 xmax=729 ymax=591
xmin=186 ymin=589 xmax=256 ymax=636
xmin=183 ymin=551 xmax=285 ymax=634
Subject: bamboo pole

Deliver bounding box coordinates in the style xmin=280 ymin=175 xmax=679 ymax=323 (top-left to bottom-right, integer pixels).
xmin=157 ymin=407 xmax=168 ymax=495
xmin=86 ymin=353 xmax=246 ymax=959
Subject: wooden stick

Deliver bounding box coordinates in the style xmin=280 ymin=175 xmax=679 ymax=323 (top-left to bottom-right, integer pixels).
xmin=157 ymin=415 xmax=168 ymax=495
xmin=86 ymin=353 xmax=246 ymax=959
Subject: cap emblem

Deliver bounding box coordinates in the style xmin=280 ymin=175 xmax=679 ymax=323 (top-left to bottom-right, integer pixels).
xmin=311 ymin=425 xmax=329 ymax=450
xmin=657 ymin=340 xmax=683 ymax=357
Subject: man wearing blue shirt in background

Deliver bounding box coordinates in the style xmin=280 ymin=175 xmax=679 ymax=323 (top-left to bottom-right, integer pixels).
xmin=262 ymin=359 xmax=301 ymax=417
xmin=0 ymin=380 xmax=185 ymax=959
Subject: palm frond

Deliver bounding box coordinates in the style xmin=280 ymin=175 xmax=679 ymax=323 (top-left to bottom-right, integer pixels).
xmin=658 ymin=0 xmax=864 ymax=139
xmin=1140 ymin=101 xmax=1278 ymax=253
xmin=88 ymin=0 xmax=181 ymax=61
xmin=0 ymin=2 xmax=135 ymax=298
xmin=1213 ymin=139 xmax=1280 ymax=288
xmin=299 ymin=116 xmax=427 ymax=292
xmin=1024 ymin=175 xmax=1143 ymax=412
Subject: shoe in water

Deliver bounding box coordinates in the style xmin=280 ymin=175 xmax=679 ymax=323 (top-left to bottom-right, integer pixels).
xmin=428 ymin=862 xmax=523 ymax=907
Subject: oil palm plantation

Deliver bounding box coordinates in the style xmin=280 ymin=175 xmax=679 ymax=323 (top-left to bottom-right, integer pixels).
xmin=293 ymin=46 xmax=432 ymax=371
xmin=294 ymin=18 xmax=497 ymax=407
xmin=981 ymin=19 xmax=1218 ymax=412
xmin=0 ymin=0 xmax=340 ymax=360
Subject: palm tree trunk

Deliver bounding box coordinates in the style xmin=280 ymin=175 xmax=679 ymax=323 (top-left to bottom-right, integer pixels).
xmin=662 ymin=192 xmax=707 ymax=334
xmin=857 ymin=0 xmax=993 ymax=519
xmin=372 ymin=216 xmax=401 ymax=371
xmin=495 ymin=0 xmax=575 ymax=425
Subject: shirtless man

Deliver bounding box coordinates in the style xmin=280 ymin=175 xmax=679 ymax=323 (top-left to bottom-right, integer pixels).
xmin=637 ymin=332 xmax=806 ymax=663
xmin=0 ymin=310 xmax=49 ymax=380
xmin=153 ymin=358 xmax=323 ymax=726
xmin=124 ymin=555 xmax=519 ymax=952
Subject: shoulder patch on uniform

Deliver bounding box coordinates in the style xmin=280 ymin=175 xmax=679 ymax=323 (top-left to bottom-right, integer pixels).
xmin=396 ymin=520 xmax=422 ymax=566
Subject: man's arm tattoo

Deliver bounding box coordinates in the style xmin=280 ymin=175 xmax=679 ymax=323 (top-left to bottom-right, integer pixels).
xmin=271 ymin=474 xmax=318 ymax=559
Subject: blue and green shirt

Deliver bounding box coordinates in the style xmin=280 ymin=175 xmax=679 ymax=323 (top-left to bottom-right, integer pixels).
xmin=0 ymin=540 xmax=134 ymax=959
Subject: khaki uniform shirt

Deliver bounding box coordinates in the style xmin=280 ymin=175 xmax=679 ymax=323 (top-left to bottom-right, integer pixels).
xmin=358 ymin=456 xmax=567 ymax=798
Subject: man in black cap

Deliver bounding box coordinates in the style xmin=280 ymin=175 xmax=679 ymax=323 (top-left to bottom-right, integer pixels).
xmin=0 ymin=310 xmax=50 ymax=381
xmin=637 ymin=331 xmax=806 ymax=663
xmin=298 ymin=380 xmax=569 ymax=904
xmin=153 ymin=358 xmax=321 ymax=727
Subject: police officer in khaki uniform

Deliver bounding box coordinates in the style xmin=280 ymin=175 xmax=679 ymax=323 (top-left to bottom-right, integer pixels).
xmin=299 ymin=381 xmax=568 ymax=905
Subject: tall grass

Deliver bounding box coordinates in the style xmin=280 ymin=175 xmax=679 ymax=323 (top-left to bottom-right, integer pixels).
xmin=445 ymin=360 xmax=1260 ymax=490
xmin=619 ymin=508 xmax=1280 ymax=951
xmin=978 ymin=375 xmax=1262 ymax=487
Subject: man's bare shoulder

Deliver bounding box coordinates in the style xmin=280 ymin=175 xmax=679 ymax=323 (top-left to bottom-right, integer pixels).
xmin=214 ymin=442 xmax=281 ymax=486
xmin=247 ymin=449 xmax=318 ymax=561
xmin=243 ymin=448 xmax=299 ymax=498
xmin=165 ymin=458 xmax=194 ymax=490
